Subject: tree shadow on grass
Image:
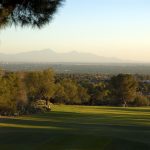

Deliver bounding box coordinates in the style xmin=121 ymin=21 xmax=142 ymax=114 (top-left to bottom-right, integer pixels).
xmin=0 ymin=111 xmax=150 ymax=150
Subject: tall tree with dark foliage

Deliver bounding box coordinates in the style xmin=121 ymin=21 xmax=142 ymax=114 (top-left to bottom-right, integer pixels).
xmin=0 ymin=0 xmax=64 ymax=28
xmin=110 ymin=74 xmax=138 ymax=107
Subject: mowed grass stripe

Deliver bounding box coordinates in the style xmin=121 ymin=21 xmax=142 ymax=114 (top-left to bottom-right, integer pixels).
xmin=0 ymin=105 xmax=150 ymax=150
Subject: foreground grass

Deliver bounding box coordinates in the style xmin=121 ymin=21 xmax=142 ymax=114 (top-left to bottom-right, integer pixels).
xmin=0 ymin=105 xmax=150 ymax=150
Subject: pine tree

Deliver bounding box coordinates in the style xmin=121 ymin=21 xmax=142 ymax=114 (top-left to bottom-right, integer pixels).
xmin=0 ymin=0 xmax=64 ymax=28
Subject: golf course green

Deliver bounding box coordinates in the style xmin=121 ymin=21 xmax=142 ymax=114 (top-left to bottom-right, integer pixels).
xmin=0 ymin=105 xmax=150 ymax=150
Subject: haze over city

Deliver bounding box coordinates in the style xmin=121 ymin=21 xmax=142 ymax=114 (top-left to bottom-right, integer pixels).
xmin=0 ymin=0 xmax=150 ymax=62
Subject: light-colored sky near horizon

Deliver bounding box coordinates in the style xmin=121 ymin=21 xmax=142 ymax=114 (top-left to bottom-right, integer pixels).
xmin=0 ymin=0 xmax=150 ymax=62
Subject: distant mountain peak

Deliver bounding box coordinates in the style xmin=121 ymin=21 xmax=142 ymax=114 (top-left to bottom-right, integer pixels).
xmin=18 ymin=49 xmax=54 ymax=54
xmin=35 ymin=49 xmax=55 ymax=53
xmin=0 ymin=49 xmax=128 ymax=63
xmin=69 ymin=50 xmax=79 ymax=54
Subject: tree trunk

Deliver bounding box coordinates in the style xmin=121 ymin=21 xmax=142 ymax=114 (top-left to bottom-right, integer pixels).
xmin=122 ymin=98 xmax=128 ymax=107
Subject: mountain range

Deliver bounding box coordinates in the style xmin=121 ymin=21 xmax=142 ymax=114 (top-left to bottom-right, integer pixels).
xmin=0 ymin=49 xmax=127 ymax=63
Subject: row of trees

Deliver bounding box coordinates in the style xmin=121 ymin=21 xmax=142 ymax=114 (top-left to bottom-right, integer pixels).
xmin=0 ymin=69 xmax=90 ymax=115
xmin=0 ymin=69 xmax=150 ymax=115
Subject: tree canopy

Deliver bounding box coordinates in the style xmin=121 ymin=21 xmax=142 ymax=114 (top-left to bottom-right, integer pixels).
xmin=0 ymin=0 xmax=64 ymax=28
xmin=0 ymin=70 xmax=150 ymax=116
xmin=110 ymin=74 xmax=138 ymax=106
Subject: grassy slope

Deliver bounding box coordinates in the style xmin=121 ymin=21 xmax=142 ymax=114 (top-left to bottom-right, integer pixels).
xmin=0 ymin=105 xmax=150 ymax=150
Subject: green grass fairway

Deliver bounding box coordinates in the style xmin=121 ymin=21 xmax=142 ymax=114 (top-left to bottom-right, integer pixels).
xmin=0 ymin=105 xmax=150 ymax=150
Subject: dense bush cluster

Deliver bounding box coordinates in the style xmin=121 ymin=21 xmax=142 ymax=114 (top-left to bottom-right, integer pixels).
xmin=0 ymin=68 xmax=149 ymax=115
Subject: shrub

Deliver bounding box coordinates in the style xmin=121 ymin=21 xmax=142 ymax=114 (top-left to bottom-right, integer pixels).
xmin=29 ymin=100 xmax=51 ymax=113
xmin=132 ymin=95 xmax=149 ymax=106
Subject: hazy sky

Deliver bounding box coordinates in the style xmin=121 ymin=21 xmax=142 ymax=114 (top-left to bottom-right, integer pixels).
xmin=0 ymin=0 xmax=150 ymax=62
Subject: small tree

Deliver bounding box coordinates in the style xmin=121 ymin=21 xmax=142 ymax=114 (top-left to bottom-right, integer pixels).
xmin=132 ymin=94 xmax=149 ymax=107
xmin=60 ymin=79 xmax=79 ymax=104
xmin=53 ymin=79 xmax=90 ymax=105
xmin=25 ymin=69 xmax=55 ymax=105
xmin=77 ymin=85 xmax=90 ymax=105
xmin=91 ymin=82 xmax=110 ymax=105
xmin=15 ymin=72 xmax=28 ymax=114
xmin=110 ymin=74 xmax=138 ymax=107
xmin=53 ymin=83 xmax=66 ymax=104
xmin=0 ymin=72 xmax=20 ymax=115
